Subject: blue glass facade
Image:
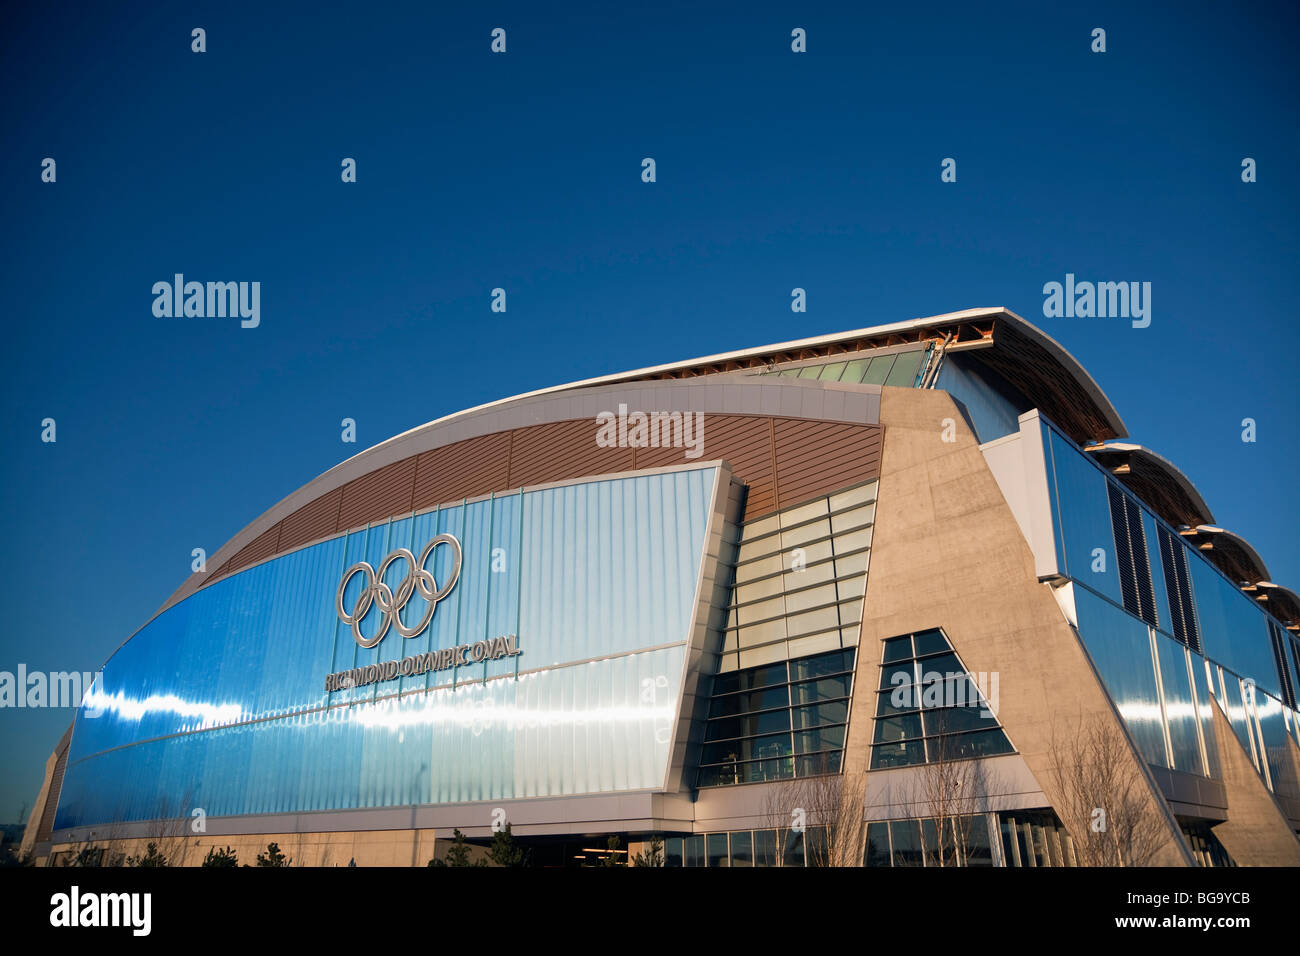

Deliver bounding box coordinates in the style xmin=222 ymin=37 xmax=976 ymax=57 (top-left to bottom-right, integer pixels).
xmin=56 ymin=465 xmax=720 ymax=829
xmin=934 ymin=353 xmax=1032 ymax=444
xmin=1041 ymin=419 xmax=1299 ymax=783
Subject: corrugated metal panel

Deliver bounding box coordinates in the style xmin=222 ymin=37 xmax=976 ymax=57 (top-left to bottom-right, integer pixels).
xmin=636 ymin=413 xmax=776 ymax=516
xmin=277 ymin=486 xmax=343 ymax=552
xmin=199 ymin=414 xmax=883 ymax=586
xmin=413 ymin=430 xmax=511 ymax=510
xmin=36 ymin=725 xmax=73 ymax=844
xmin=336 ymin=456 xmax=418 ymax=531
xmin=773 ymin=419 xmax=883 ymax=513
xmin=224 ymin=523 xmax=282 ymax=574
xmin=507 ymin=419 xmax=635 ymax=487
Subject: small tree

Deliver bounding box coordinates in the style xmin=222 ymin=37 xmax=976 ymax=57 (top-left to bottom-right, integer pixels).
xmin=632 ymin=836 xmax=664 ymax=867
xmin=254 ymin=842 xmax=291 ymax=867
xmin=486 ymin=822 xmax=528 ymax=867
xmin=202 ymin=845 xmax=239 ymax=867
xmin=126 ymin=842 xmax=168 ymax=867
xmin=71 ymin=845 xmax=105 ymax=867
xmin=598 ymin=834 xmax=625 ymax=867
xmin=914 ymin=713 xmax=991 ymax=868
xmin=0 ymin=847 xmax=32 ymax=868
xmin=799 ymin=758 xmax=868 ymax=868
xmin=1049 ymin=712 xmax=1172 ymax=866
xmin=429 ymin=828 xmax=484 ymax=867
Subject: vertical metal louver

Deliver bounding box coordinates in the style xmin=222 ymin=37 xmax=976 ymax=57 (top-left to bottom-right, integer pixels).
xmin=1107 ymin=483 xmax=1157 ymax=627
xmin=1267 ymin=620 xmax=1297 ymax=711
xmin=1157 ymin=525 xmax=1202 ymax=654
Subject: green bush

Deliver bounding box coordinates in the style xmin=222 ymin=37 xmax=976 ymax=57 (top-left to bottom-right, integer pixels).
xmin=202 ymin=845 xmax=239 ymax=867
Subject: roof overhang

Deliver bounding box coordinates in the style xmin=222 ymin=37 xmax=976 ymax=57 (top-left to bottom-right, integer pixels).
xmin=1179 ymin=525 xmax=1272 ymax=587
xmin=1243 ymin=582 xmax=1300 ymax=629
xmin=593 ymin=307 xmax=1127 ymax=444
xmin=1084 ymin=442 xmax=1216 ymax=528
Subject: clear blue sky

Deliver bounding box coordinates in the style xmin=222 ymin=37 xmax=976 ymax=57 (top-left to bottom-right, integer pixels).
xmin=2 ymin=1 xmax=1297 ymax=821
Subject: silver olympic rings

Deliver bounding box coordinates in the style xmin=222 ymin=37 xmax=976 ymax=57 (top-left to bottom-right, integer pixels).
xmin=335 ymin=534 xmax=462 ymax=648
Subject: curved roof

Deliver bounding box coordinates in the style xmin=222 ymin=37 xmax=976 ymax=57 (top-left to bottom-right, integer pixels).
xmin=1180 ymin=525 xmax=1272 ymax=586
xmin=599 ymin=306 xmax=1128 ymax=444
xmin=146 ymin=307 xmax=1300 ymax=657
xmin=1084 ymin=442 xmax=1216 ymax=528
xmin=1251 ymin=583 xmax=1300 ymax=627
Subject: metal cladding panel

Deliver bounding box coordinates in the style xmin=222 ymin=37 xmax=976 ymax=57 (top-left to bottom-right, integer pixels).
xmin=172 ymin=413 xmax=883 ymax=602
xmin=336 ymin=455 xmax=417 ymax=531
xmin=277 ymin=486 xmax=342 ymax=553
xmin=223 ymin=523 xmax=281 ymax=575
xmin=773 ymin=418 xmax=883 ymax=509
xmin=35 ymin=726 xmax=73 ymax=844
xmin=412 ymin=429 xmax=511 ymax=511
xmin=507 ymin=418 xmax=636 ymax=487
xmin=54 ymin=465 xmax=722 ymax=830
xmin=637 ymin=414 xmax=775 ymax=514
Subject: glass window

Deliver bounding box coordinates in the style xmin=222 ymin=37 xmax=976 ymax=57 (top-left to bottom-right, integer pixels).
xmin=914 ymin=651 xmax=963 ymax=676
xmin=871 ymin=628 xmax=1014 ymax=771
xmin=911 ymin=628 xmax=949 ymax=656
xmin=926 ymin=728 xmax=1014 ymax=761
xmin=921 ymin=818 xmax=944 ymax=867
xmin=840 ymin=358 xmax=870 ymax=383
xmin=791 ymin=700 xmax=849 ymax=728
xmin=881 ymin=635 xmax=912 ymax=664
xmin=784 ymin=829 xmax=805 ymax=867
xmin=884 ymin=350 xmax=924 ymax=387
xmin=707 ymin=833 xmax=729 ymax=867
xmin=753 ymin=829 xmax=778 ymax=867
xmin=795 ymin=725 xmax=846 ymax=754
xmin=710 ymin=661 xmax=788 ymax=696
xmin=876 ymin=683 xmax=918 ymax=715
xmin=796 ymin=751 xmax=842 ymax=775
xmin=804 ymin=826 xmax=829 ymax=867
xmin=729 ymin=831 xmax=753 ymax=866
xmin=665 ymin=837 xmax=683 ymax=868
xmin=889 ymin=819 xmax=923 ymax=866
xmin=705 ymin=709 xmax=791 ymax=741
xmin=865 ymin=822 xmax=891 ymax=866
xmin=684 ymin=835 xmax=705 ymax=868
xmin=708 ymin=685 xmax=790 ymax=718
xmin=871 ymin=739 xmax=925 ymax=769
xmin=861 ymin=354 xmax=897 ymax=385
xmin=792 ymin=674 xmax=852 ymax=704
xmin=873 ymin=713 xmax=922 ymax=744
xmin=818 ymin=362 xmax=847 ymax=382
xmin=962 ymin=816 xmax=994 ymax=867
xmin=879 ymin=661 xmax=915 ymax=691
xmin=1000 ymin=818 xmax=1021 ymax=867
xmin=790 ymin=649 xmax=855 ymax=680
xmin=699 ymin=648 xmax=855 ymax=788
xmin=922 ymin=704 xmax=996 ymax=736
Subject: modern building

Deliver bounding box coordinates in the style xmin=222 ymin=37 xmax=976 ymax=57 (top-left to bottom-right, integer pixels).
xmin=22 ymin=307 xmax=1300 ymax=866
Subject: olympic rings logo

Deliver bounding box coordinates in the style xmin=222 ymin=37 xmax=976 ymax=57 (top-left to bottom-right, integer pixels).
xmin=335 ymin=534 xmax=462 ymax=648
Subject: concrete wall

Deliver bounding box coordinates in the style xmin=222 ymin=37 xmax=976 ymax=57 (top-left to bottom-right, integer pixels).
xmin=843 ymin=386 xmax=1192 ymax=866
xmin=1205 ymin=697 xmax=1300 ymax=865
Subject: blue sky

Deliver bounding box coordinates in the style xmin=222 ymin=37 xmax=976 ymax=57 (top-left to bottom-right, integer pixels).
xmin=2 ymin=0 xmax=1297 ymax=820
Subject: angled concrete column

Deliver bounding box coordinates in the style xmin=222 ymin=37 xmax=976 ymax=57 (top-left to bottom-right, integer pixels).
xmin=1206 ymin=697 xmax=1300 ymax=865
xmin=844 ymin=387 xmax=1191 ymax=866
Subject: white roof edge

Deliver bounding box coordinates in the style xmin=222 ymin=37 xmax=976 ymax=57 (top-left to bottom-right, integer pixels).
xmin=1084 ymin=441 xmax=1216 ymax=525
xmin=1192 ymin=524 xmax=1272 ymax=580
xmin=345 ymin=305 xmax=1123 ymax=468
